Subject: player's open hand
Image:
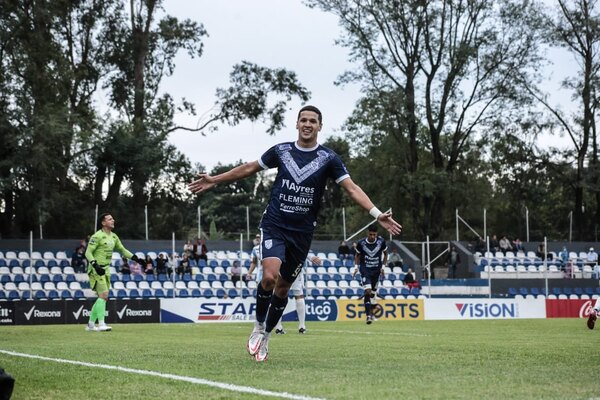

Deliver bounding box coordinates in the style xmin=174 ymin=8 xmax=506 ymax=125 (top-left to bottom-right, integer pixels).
xmin=377 ymin=211 xmax=402 ymax=235
xmin=188 ymin=173 xmax=216 ymax=194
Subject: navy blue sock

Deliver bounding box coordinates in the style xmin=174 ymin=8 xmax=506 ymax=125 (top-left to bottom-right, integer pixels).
xmin=364 ymin=296 xmax=372 ymax=317
xmin=255 ymin=283 xmax=273 ymax=324
xmin=265 ymin=295 xmax=288 ymax=333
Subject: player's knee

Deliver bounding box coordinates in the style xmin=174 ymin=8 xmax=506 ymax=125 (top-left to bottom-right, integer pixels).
xmin=261 ymin=275 xmax=277 ymax=290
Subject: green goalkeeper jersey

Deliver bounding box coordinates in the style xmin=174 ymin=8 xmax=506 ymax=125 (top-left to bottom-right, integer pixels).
xmin=85 ymin=229 xmax=133 ymax=266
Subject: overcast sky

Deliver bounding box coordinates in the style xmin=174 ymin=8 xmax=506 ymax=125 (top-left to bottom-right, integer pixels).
xmin=162 ymin=0 xmax=361 ymax=172
xmin=160 ymin=1 xmax=575 ymax=172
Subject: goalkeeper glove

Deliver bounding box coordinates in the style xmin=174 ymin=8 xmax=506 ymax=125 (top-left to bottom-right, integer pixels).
xmin=130 ymin=254 xmax=143 ymax=265
xmin=91 ymin=260 xmax=105 ymax=276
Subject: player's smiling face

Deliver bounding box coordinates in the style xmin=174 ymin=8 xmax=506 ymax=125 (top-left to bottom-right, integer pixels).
xmin=296 ymin=111 xmax=321 ymax=146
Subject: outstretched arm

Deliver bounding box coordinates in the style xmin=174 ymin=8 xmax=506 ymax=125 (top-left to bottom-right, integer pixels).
xmin=188 ymin=160 xmax=262 ymax=194
xmin=339 ymin=178 xmax=402 ymax=235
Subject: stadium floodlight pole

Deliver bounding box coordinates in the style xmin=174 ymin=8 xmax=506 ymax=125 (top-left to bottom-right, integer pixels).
xmin=239 ymin=233 xmax=244 ymax=295
xmin=145 ymin=205 xmax=149 ymax=240
xmin=426 ymin=235 xmax=431 ymax=298
xmin=197 ymin=206 xmax=201 ymax=239
xmin=29 ymin=231 xmax=33 ymax=300
xmin=342 ymin=207 xmax=346 ymax=240
xmin=456 ymin=209 xmax=459 ymax=241
xmin=246 ymin=206 xmax=250 ymax=241
xmin=526 ymin=207 xmax=530 ymax=242
xmin=569 ymin=211 xmax=573 ymax=242
xmin=172 ymin=232 xmax=176 ymax=298
xmin=544 ymin=236 xmax=549 ymax=296
xmin=487 ymin=235 xmax=491 ymax=298
xmin=94 ymin=204 xmax=98 ymax=234
xmin=483 ymin=208 xmax=487 ymax=241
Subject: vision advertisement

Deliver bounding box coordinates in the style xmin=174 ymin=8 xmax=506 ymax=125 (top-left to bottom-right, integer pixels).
xmin=0 ymin=302 xmax=15 ymax=325
xmin=424 ymin=298 xmax=546 ymax=320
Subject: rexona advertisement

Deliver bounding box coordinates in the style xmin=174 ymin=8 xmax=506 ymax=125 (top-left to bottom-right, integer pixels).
xmin=11 ymin=300 xmax=160 ymax=325
xmin=161 ymin=298 xmax=257 ymax=323
xmin=425 ymin=299 xmax=546 ymax=320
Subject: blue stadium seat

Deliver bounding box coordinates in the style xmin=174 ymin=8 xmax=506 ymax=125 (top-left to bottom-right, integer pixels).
xmin=563 ymin=287 xmax=573 ymax=296
xmin=206 ymin=273 xmax=216 ymax=282
xmin=134 ymin=274 xmax=143 ymax=282
xmin=221 ymin=260 xmax=230 ymax=268
xmin=378 ymin=287 xmax=389 ymax=297
xmin=209 ymin=260 xmax=219 ymax=268
xmin=389 ymin=287 xmax=400 ymax=297
xmin=0 ymin=259 xmax=6 ymax=267
xmin=46 ymin=259 xmax=58 ymax=268
xmin=61 ymin=289 xmax=73 ymax=299
xmin=519 ymin=288 xmax=528 ymax=296
xmin=48 ymin=290 xmax=59 ymax=299
xmin=182 ymin=273 xmax=192 ymax=282
xmin=574 ymin=287 xmax=584 ymax=296
xmin=552 ymin=287 xmax=562 ymax=296
xmin=215 ymin=288 xmax=226 ymax=298
xmin=146 ymin=274 xmax=155 ymax=282
xmin=322 ymin=288 xmax=332 ymax=297
xmin=242 ymin=288 xmax=251 ymax=298
xmin=310 ymin=288 xmax=321 ymax=297
xmin=191 ymin=288 xmax=201 ymax=297
xmin=198 ymin=259 xmax=207 ymax=268
xmin=166 ymin=289 xmax=175 ymax=297
xmin=195 ymin=273 xmax=205 ymax=282
xmin=344 ymin=288 xmax=355 ymax=297
xmin=142 ymin=289 xmax=153 ymax=298
xmin=8 ymin=290 xmax=20 ymax=300
xmin=158 ymin=274 xmax=168 ymax=282
xmin=333 ymin=288 xmax=343 ymax=297
xmin=129 ymin=289 xmax=140 ymax=298
xmin=585 ymin=287 xmax=595 ymax=296
xmin=52 ymin=274 xmax=63 ymax=283
xmin=34 ymin=290 xmax=46 ymax=299
xmin=0 ymin=275 xmax=9 ymax=284
xmin=121 ymin=274 xmax=131 ymax=282
xmin=530 ymin=287 xmax=540 ymax=296
xmin=228 ymin=288 xmax=238 ymax=298
xmin=203 ymin=288 xmax=214 ymax=298
xmin=154 ymin=289 xmax=165 ymax=298
xmin=0 ymin=291 xmax=5 ymax=300
xmin=178 ymin=289 xmax=189 ymax=298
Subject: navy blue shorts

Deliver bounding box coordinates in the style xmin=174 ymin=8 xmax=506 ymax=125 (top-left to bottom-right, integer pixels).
xmin=260 ymin=223 xmax=312 ymax=284
xmin=360 ymin=267 xmax=381 ymax=290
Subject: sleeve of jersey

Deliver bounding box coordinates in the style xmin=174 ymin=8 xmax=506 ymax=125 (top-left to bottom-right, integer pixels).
xmin=331 ymin=153 xmax=350 ymax=184
xmin=258 ymin=145 xmax=278 ymax=170
xmin=114 ymin=235 xmax=134 ymax=259
xmin=84 ymin=235 xmax=98 ymax=263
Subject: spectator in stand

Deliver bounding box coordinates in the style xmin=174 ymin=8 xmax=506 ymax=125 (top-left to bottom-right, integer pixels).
xmin=536 ymin=243 xmax=548 ymax=261
xmin=183 ymin=240 xmax=194 ymax=257
xmin=338 ymin=241 xmax=352 ymax=262
xmin=587 ymin=247 xmax=598 ymax=266
xmin=195 ymin=238 xmax=208 ymax=263
xmin=403 ymin=267 xmax=421 ymax=292
xmin=446 ymin=246 xmax=460 ymax=279
xmin=513 ymin=238 xmax=526 ymax=253
xmin=71 ymin=246 xmax=87 ymax=273
xmin=120 ymin=257 xmax=131 ymax=275
xmin=143 ymin=255 xmax=154 ymax=275
xmin=176 ymin=253 xmax=192 ymax=279
xmin=558 ymin=246 xmax=569 ymax=266
xmin=387 ymin=247 xmax=403 ymax=270
xmin=155 ymin=253 xmax=172 ymax=277
xmin=230 ymin=260 xmax=242 ymax=285
xmin=130 ymin=258 xmax=142 ymax=276
xmin=489 ymin=235 xmax=500 ymax=253
xmin=499 ymin=235 xmax=512 ymax=254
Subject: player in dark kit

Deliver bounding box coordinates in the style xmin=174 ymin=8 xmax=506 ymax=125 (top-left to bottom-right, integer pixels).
xmin=188 ymin=105 xmax=402 ymax=362
xmin=354 ymin=224 xmax=388 ymax=324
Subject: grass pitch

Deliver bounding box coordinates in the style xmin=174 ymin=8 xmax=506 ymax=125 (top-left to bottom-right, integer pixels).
xmin=0 ymin=319 xmax=598 ymax=399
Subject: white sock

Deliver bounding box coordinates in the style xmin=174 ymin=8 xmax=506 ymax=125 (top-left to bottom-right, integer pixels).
xmin=296 ymin=297 xmax=306 ymax=329
xmin=98 ymin=319 xmax=106 ymax=326
xmin=594 ymin=297 xmax=600 ymax=312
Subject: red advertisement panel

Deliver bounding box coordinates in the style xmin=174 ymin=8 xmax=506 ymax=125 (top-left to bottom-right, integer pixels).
xmin=546 ymin=299 xmax=594 ymax=318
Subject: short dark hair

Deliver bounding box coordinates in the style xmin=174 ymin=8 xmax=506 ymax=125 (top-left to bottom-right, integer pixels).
xmin=368 ymin=224 xmax=378 ymax=233
xmin=98 ymin=213 xmax=111 ymax=224
xmin=297 ymin=105 xmax=322 ymax=124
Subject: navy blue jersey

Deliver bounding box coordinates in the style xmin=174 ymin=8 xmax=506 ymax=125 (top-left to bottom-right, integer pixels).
xmin=258 ymin=142 xmax=349 ymax=233
xmin=356 ymin=236 xmax=387 ymax=269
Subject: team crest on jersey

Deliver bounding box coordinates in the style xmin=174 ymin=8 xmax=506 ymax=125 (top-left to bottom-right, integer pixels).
xmin=265 ymin=239 xmax=273 ymax=249
xmin=279 ymin=148 xmax=332 ymax=184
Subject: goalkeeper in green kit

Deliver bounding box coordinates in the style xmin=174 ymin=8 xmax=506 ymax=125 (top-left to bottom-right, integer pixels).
xmin=84 ymin=213 xmax=143 ymax=331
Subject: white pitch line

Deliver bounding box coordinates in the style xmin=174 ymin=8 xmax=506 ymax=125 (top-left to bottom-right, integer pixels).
xmin=0 ymin=349 xmax=326 ymax=400
xmin=311 ymin=328 xmax=431 ymax=337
